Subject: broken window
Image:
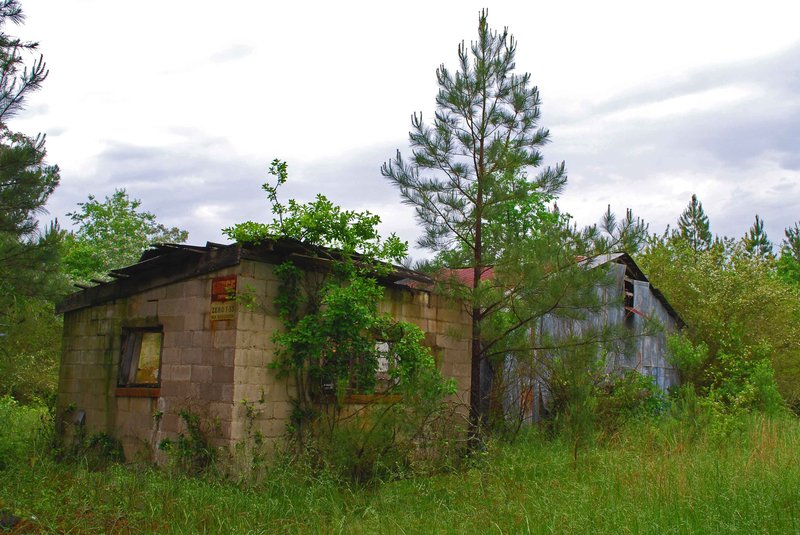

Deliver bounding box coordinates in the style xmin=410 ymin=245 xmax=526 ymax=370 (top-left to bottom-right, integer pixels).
xmin=624 ymin=278 xmax=635 ymax=326
xmin=118 ymin=328 xmax=163 ymax=387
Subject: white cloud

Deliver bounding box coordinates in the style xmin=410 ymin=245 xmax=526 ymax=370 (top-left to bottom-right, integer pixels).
xmin=6 ymin=0 xmax=800 ymax=256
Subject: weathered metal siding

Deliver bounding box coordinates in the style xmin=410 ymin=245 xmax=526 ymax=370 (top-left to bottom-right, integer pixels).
xmin=537 ymin=262 xmax=679 ymax=389
xmin=631 ymin=279 xmax=680 ymax=390
xmin=503 ymin=260 xmax=681 ymax=423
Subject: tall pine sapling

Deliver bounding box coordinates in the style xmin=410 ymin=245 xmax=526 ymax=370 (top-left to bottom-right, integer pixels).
xmin=677 ymin=194 xmax=712 ymax=254
xmin=783 ymin=223 xmax=800 ymax=262
xmin=743 ymin=214 xmax=773 ymax=259
xmin=777 ymin=222 xmax=800 ymax=287
xmin=382 ymin=10 xmax=566 ymax=431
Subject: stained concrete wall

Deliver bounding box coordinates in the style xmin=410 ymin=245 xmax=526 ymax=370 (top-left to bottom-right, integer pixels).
xmin=228 ymin=259 xmax=472 ymax=448
xmin=58 ymin=267 xmax=239 ymax=460
xmin=58 ymin=259 xmax=472 ymax=460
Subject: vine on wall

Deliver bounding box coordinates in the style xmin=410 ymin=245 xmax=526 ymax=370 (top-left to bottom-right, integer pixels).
xmin=224 ymin=160 xmax=457 ymax=481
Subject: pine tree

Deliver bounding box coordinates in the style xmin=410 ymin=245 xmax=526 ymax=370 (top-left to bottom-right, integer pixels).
xmin=0 ymin=1 xmax=63 ymax=401
xmin=677 ymin=194 xmax=712 ymax=253
xmin=0 ymin=0 xmax=61 ymax=301
xmin=784 ymin=223 xmax=800 ymax=262
xmin=743 ymin=214 xmax=773 ymax=259
xmin=382 ymin=10 xmax=566 ymax=429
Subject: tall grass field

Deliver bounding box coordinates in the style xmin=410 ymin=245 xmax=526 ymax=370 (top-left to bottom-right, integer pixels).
xmin=1 ymin=397 xmax=799 ymax=534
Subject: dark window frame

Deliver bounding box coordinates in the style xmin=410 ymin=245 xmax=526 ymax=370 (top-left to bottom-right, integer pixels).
xmin=117 ymin=326 xmax=164 ymax=389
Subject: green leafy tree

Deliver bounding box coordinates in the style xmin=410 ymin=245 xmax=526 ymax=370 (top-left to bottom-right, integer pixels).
xmin=677 ymin=194 xmax=712 ymax=254
xmin=638 ymin=234 xmax=800 ymax=407
xmin=382 ymin=10 xmax=567 ymax=428
xmin=743 ymin=214 xmax=773 ymax=259
xmin=63 ymin=189 xmax=188 ymax=285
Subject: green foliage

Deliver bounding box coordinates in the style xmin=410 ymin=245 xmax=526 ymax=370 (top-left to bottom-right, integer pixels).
xmin=546 ymin=345 xmax=665 ymax=458
xmin=0 ymin=296 xmax=61 ymax=403
xmin=0 ymin=2 xmax=64 ymax=406
xmin=669 ymin=333 xmax=783 ymax=415
xmin=0 ymin=2 xmax=61 ymax=299
xmin=665 ymin=332 xmax=709 ymax=385
xmin=742 ymin=214 xmax=773 ymax=259
xmin=777 ymin=222 xmax=800 ymax=287
xmin=597 ymin=205 xmax=649 ymax=254
xmin=784 ymin=222 xmax=800 ymax=260
xmin=638 ymin=233 xmax=800 ymax=405
xmin=595 ymin=370 xmax=666 ymax=429
xmin=225 ymin=160 xmax=456 ymax=483
xmin=6 ymin=397 xmax=800 ymax=533
xmin=63 ymin=189 xmax=188 ymax=285
xmin=676 ymin=193 xmax=712 ymax=253
xmin=225 ymin=159 xmax=406 ymax=268
xmin=158 ymin=409 xmax=218 ymax=475
xmin=382 ymin=10 xmax=568 ymax=427
xmin=776 ymin=252 xmax=800 ymax=288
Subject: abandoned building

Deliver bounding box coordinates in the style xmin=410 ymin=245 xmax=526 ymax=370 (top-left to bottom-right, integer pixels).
xmin=55 ymin=240 xmax=472 ymax=459
xmin=56 ymin=242 xmax=682 ymax=459
xmin=505 ymin=252 xmax=685 ymax=423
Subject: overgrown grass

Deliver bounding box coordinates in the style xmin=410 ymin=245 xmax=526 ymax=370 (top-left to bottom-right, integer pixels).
xmin=2 ymin=398 xmax=799 ymax=533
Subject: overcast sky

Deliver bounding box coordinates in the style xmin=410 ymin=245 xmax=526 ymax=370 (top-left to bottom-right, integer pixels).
xmin=10 ymin=0 xmax=800 ymax=256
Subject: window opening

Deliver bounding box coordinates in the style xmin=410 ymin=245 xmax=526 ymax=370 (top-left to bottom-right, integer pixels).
xmin=118 ymin=328 xmax=163 ymax=387
xmin=624 ymin=278 xmax=635 ymax=326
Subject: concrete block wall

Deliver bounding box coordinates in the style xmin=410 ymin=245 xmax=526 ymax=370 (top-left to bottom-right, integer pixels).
xmin=59 ymin=257 xmax=473 ymax=461
xmin=231 ymin=260 xmax=294 ymax=447
xmin=229 ymin=260 xmax=473 ymax=451
xmin=58 ymin=267 xmax=240 ymax=460
xmin=379 ymin=286 xmax=472 ymax=410
xmin=58 ymin=301 xmax=122 ymax=443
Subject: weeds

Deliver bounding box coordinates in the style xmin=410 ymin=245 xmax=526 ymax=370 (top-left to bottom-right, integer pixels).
xmin=3 ymin=398 xmax=800 ymax=533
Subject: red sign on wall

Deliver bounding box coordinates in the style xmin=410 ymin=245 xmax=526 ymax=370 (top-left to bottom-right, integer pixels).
xmin=211 ymin=275 xmax=237 ymax=321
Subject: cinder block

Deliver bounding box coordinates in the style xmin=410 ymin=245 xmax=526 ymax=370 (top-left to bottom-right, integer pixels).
xmin=183 ymin=313 xmax=203 ymax=331
xmin=180 ymin=347 xmax=203 ymax=365
xmin=160 ymin=413 xmax=180 ymax=433
xmin=213 ymin=329 xmax=236 ymax=348
xmin=183 ymin=279 xmax=207 ymax=298
xmin=208 ymin=401 xmax=233 ymax=422
xmin=238 ymin=312 xmax=265 ymax=333
xmin=156 ymin=298 xmax=184 ymax=316
xmin=131 ymin=299 xmax=158 ymax=318
xmin=191 ymin=330 xmax=212 ymax=348
xmin=198 ymin=383 xmax=223 ymax=401
xmin=161 ymin=381 xmax=191 ymax=399
xmin=222 ymin=348 xmax=235 ymax=367
xmin=163 ymin=331 xmax=192 ymax=349
xmin=191 ymin=365 xmax=212 ymax=383
xmin=230 ymin=420 xmax=246 ymax=441
xmin=252 ymin=261 xmax=275 ymax=282
xmin=165 ymin=284 xmax=185 ymax=299
xmin=159 ymin=315 xmax=185 ymax=332
xmin=163 ymin=364 xmax=191 ymax=382
xmin=212 ymin=366 xmax=234 ymax=384
xmin=202 ymin=347 xmax=225 ymax=366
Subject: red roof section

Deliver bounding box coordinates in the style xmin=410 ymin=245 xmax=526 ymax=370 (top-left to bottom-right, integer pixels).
xmin=440 ymin=267 xmax=495 ymax=286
